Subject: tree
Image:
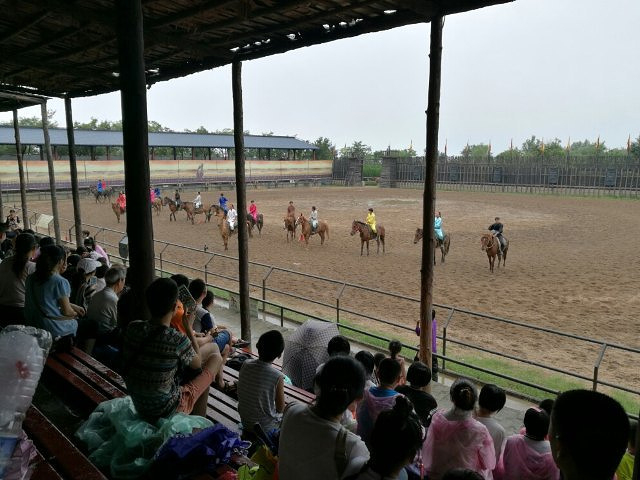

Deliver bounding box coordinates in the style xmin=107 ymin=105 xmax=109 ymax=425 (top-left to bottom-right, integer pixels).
xmin=340 ymin=140 xmax=372 ymax=160
xmin=0 ymin=109 xmax=58 ymax=128
xmin=461 ymin=143 xmax=490 ymax=159
xmin=630 ymin=135 xmax=640 ymax=158
xmin=313 ymin=137 xmax=335 ymax=159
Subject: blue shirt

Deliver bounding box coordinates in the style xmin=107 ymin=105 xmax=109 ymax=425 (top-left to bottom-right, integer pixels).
xmin=25 ymin=273 xmax=78 ymax=337
xmin=219 ymin=195 xmax=228 ymax=208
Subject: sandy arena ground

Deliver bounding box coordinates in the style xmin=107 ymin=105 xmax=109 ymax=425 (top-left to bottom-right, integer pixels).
xmin=28 ymin=187 xmax=640 ymax=391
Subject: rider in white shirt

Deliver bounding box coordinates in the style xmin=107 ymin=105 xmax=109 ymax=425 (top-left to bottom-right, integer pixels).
xmin=227 ymin=204 xmax=237 ymax=230
xmin=310 ymin=206 xmax=318 ymax=231
xmin=193 ymin=192 xmax=202 ymax=209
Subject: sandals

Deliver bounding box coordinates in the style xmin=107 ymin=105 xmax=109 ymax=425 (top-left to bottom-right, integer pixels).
xmin=222 ymin=381 xmax=238 ymax=395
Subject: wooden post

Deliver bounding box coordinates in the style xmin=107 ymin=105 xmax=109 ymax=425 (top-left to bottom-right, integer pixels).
xmin=41 ymin=101 xmax=62 ymax=243
xmin=64 ymin=97 xmax=83 ymax=247
xmin=419 ymin=16 xmax=443 ymax=390
xmin=116 ymin=0 xmax=155 ymax=320
xmin=13 ymin=110 xmax=29 ymax=230
xmin=232 ymin=60 xmax=251 ymax=343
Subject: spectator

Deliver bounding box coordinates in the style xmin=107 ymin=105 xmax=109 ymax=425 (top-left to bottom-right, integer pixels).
xmin=122 ymin=278 xmax=223 ymax=420
xmin=495 ymin=407 xmax=559 ymax=480
xmin=169 ymin=273 xmax=189 ymax=334
xmin=423 ymin=378 xmax=495 ymax=479
xmin=519 ymin=398 xmax=554 ymax=439
xmin=355 ymin=350 xmax=376 ymax=389
xmin=550 ymin=389 xmax=629 ymax=480
xmin=442 ymin=470 xmax=484 ymax=480
xmin=389 ymin=339 xmax=407 ymax=386
xmin=316 ymin=335 xmax=351 ymax=376
xmin=24 ymin=245 xmax=85 ymax=338
xmin=84 ymin=236 xmax=110 ymax=266
xmin=279 ymin=356 xmax=369 ymax=480
xmin=396 ymin=361 xmax=437 ymax=428
xmin=237 ymin=330 xmax=285 ymax=436
xmin=189 ymin=279 xmax=232 ymax=356
xmin=357 ymin=357 xmax=402 ymax=445
xmin=476 ymin=384 xmax=507 ymax=464
xmin=94 ymin=261 xmax=108 ymax=292
xmin=71 ymin=257 xmax=100 ymax=312
xmin=616 ymin=419 xmax=636 ymax=480
xmin=352 ymin=396 xmax=424 ymax=480
xmin=373 ymin=352 xmax=386 ymax=384
xmin=0 ymin=232 xmax=37 ymax=325
xmin=85 ymin=265 xmax=127 ymax=352
xmin=414 ymin=309 xmax=439 ymax=381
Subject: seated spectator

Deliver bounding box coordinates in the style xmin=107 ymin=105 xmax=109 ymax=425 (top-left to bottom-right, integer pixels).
xmin=279 ymin=356 xmax=369 ymax=480
xmin=550 ymin=389 xmax=629 ymax=480
xmin=169 ymin=273 xmax=189 ymax=334
xmin=389 ymin=339 xmax=407 ymax=385
xmin=396 ymin=361 xmax=437 ymax=428
xmin=616 ymin=419 xmax=637 ymax=480
xmin=316 ymin=335 xmax=351 ymax=376
xmin=71 ymin=257 xmax=100 ymax=312
xmin=189 ymin=279 xmax=232 ymax=359
xmin=495 ymin=407 xmax=559 ymax=480
xmin=476 ymin=384 xmax=507 ymax=464
xmin=94 ymin=261 xmax=108 ymax=292
xmin=25 ymin=245 xmax=85 ymax=338
xmin=351 ymin=396 xmax=424 ymax=480
xmin=122 ymin=278 xmax=223 ymax=420
xmin=83 ymin=236 xmax=110 ymax=266
xmin=519 ymin=398 xmax=554 ymax=439
xmin=355 ymin=350 xmax=376 ymax=389
xmin=85 ymin=265 xmax=127 ymax=352
xmin=237 ymin=330 xmax=285 ymax=435
xmin=423 ymin=378 xmax=495 ymax=479
xmin=373 ymin=352 xmax=386 ymax=384
xmin=0 ymin=232 xmax=37 ymax=325
xmin=357 ymin=357 xmax=402 ymax=445
xmin=442 ymin=470 xmax=484 ymax=480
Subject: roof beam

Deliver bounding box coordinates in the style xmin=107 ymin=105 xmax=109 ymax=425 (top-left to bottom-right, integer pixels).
xmin=0 ymin=11 xmax=50 ymax=44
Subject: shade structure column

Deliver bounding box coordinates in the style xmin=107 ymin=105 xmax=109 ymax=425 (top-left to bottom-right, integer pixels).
xmin=419 ymin=16 xmax=444 ymax=389
xmin=116 ymin=0 xmax=155 ymax=319
xmin=64 ymin=97 xmax=83 ymax=247
xmin=13 ymin=110 xmax=29 ymax=230
xmin=41 ymin=101 xmax=61 ymax=243
xmin=232 ymin=60 xmax=251 ymax=343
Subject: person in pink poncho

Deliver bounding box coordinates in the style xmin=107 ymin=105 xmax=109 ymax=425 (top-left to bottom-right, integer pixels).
xmin=249 ymin=200 xmax=258 ymax=223
xmin=423 ymin=378 xmax=496 ymax=480
xmin=495 ymin=407 xmax=559 ymax=480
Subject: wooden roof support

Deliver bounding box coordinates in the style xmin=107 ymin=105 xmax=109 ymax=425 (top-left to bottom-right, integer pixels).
xmin=42 ymin=101 xmax=62 ymax=243
xmin=419 ymin=15 xmax=443 ymax=392
xmin=13 ymin=109 xmax=29 ymax=230
xmin=232 ymin=59 xmax=251 ymax=343
xmin=116 ymin=0 xmax=155 ymax=319
xmin=0 ymin=12 xmax=50 ymax=44
xmin=64 ymin=97 xmax=83 ymax=248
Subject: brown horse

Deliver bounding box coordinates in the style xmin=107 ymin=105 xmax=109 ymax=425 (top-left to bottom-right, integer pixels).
xmin=296 ymin=214 xmax=329 ymax=246
xmin=162 ymin=197 xmax=181 ymax=221
xmin=413 ymin=228 xmax=451 ymax=264
xmin=206 ymin=204 xmax=224 ymax=222
xmin=111 ymin=202 xmax=125 ymax=223
xmin=248 ymin=213 xmax=264 ymax=235
xmin=350 ymin=220 xmax=385 ymax=256
xmin=283 ymin=214 xmax=297 ymax=243
xmin=181 ymin=201 xmax=207 ymax=224
xmin=152 ymin=197 xmax=163 ymax=215
xmin=216 ymin=211 xmax=252 ymax=250
xmin=480 ymin=233 xmax=509 ymax=273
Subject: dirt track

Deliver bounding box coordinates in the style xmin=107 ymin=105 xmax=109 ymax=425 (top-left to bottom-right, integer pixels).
xmin=29 ymin=187 xmax=640 ymax=390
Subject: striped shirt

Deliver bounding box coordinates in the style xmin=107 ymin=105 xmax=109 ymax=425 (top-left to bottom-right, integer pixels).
xmin=237 ymin=359 xmax=284 ymax=432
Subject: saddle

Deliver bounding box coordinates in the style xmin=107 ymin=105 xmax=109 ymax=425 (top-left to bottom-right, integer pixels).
xmin=370 ymin=230 xmax=377 ymax=239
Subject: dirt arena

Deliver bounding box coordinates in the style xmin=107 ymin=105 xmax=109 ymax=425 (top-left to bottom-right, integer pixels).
xmin=28 ymin=187 xmax=640 ymax=391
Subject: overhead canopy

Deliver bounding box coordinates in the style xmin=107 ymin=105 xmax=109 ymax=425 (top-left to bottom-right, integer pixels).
xmin=0 ymin=127 xmax=319 ymax=150
xmin=0 ymin=90 xmax=48 ymax=112
xmin=1 ymin=0 xmax=511 ymax=98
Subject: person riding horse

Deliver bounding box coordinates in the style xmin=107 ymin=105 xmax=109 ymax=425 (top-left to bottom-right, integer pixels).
xmin=97 ymin=179 xmax=103 ymax=193
xmin=116 ymin=191 xmax=126 ymax=213
xmin=309 ymin=206 xmax=318 ymax=232
xmin=488 ymin=216 xmax=506 ymax=254
xmin=227 ymin=204 xmax=237 ymax=231
xmin=219 ymin=193 xmax=229 ymax=214
xmin=366 ymin=207 xmax=377 ymax=238
xmin=174 ymin=189 xmax=181 ymax=208
xmin=193 ymin=191 xmax=202 ymax=210
xmin=434 ymin=211 xmax=445 ymax=243
xmin=249 ymin=200 xmax=258 ymax=223
xmin=287 ymin=201 xmax=295 ymax=219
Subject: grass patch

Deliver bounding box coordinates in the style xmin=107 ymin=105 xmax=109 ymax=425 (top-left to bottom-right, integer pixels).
xmin=363 ymin=164 xmax=381 ymax=177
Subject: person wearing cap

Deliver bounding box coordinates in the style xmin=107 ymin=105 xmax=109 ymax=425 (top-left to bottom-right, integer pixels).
xmin=488 ymin=217 xmax=505 ymax=255
xmin=6 ymin=209 xmax=21 ymax=231
xmin=72 ymin=257 xmax=100 ymax=313
xmin=366 ymin=207 xmax=377 ymax=235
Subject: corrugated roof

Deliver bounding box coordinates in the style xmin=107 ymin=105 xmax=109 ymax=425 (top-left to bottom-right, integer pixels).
xmin=0 ymin=127 xmax=318 ymax=150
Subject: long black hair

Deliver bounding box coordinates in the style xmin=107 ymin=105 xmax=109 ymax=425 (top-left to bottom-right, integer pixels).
xmin=315 ymin=356 xmax=365 ymax=418
xmin=11 ymin=233 xmax=37 ymax=278
xmin=34 ymin=245 xmax=65 ymax=284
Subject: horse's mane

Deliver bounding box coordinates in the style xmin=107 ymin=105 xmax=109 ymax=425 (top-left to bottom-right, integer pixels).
xmin=355 ymin=220 xmax=367 ymax=226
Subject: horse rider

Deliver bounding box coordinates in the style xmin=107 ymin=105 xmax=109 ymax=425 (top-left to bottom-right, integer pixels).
xmin=6 ymin=209 xmax=20 ymax=231
xmin=488 ymin=216 xmax=505 ymax=254
xmin=194 ymin=191 xmax=202 ymax=210
xmin=366 ymin=207 xmax=377 ymax=237
xmin=174 ymin=189 xmax=182 ymax=207
xmin=227 ymin=203 xmax=237 ymax=231
xmin=149 ymin=188 xmax=156 ymax=204
xmin=434 ymin=211 xmax=445 ymax=243
xmin=116 ymin=191 xmax=127 ymax=213
xmin=96 ymin=179 xmax=103 ymax=193
xmin=287 ymin=201 xmax=295 ymax=219
xmin=219 ymin=192 xmax=228 ymax=213
xmin=154 ymin=187 xmax=161 ymax=198
xmin=249 ymin=199 xmax=258 ymax=223
xmin=310 ymin=206 xmax=318 ymax=232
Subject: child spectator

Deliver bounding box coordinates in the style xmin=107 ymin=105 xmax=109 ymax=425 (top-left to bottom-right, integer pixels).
xmin=122 ymin=278 xmax=222 ymax=420
xmin=169 ymin=274 xmax=189 ymax=334
xmin=495 ymin=407 xmax=559 ymax=480
xmin=351 ymin=396 xmax=424 ymax=480
xmin=355 ymin=350 xmax=376 ymax=389
xmin=189 ymin=279 xmax=232 ymax=354
xmin=373 ymin=352 xmax=386 ymax=384
xmin=396 ymin=361 xmax=437 ymax=428
xmin=423 ymin=378 xmax=495 ymax=479
xmin=356 ymin=357 xmax=402 ymax=445
xmin=550 ymin=389 xmax=629 ymax=480
xmin=519 ymin=398 xmax=554 ymax=439
xmin=237 ymin=330 xmax=285 ymax=436
xmin=616 ymin=419 xmax=637 ymax=480
xmin=316 ymin=335 xmax=351 ymax=376
xmin=388 ymin=339 xmax=407 ymax=385
xmin=414 ymin=309 xmax=439 ymax=381
xmin=476 ymin=384 xmax=507 ymax=464
xmin=279 ymin=356 xmax=369 ymax=480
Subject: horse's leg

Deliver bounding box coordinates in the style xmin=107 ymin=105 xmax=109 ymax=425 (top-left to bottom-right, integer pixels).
xmin=360 ymin=240 xmax=364 ymax=256
xmin=503 ymin=249 xmax=507 ymax=267
xmin=366 ymin=240 xmax=370 ymax=256
xmin=376 ymin=238 xmax=379 ymax=254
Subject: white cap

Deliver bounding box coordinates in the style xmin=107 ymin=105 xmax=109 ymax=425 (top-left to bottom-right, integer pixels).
xmin=77 ymin=257 xmax=100 ymax=274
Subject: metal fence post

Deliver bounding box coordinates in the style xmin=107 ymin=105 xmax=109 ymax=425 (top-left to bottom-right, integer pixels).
xmin=159 ymin=243 xmax=170 ymax=276
xmin=262 ymin=267 xmax=274 ymax=317
xmin=204 ymin=253 xmax=215 ymax=285
xmin=442 ymin=307 xmax=456 ymax=372
xmin=593 ymin=343 xmax=607 ymax=391
xmin=336 ymin=283 xmax=347 ymax=324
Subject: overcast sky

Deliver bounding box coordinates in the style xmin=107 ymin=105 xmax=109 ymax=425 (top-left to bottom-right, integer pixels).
xmin=2 ymin=0 xmax=639 ymax=155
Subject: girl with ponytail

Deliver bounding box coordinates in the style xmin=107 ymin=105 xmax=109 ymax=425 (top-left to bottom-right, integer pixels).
xmin=423 ymin=378 xmax=496 ymax=479
xmin=0 ymin=232 xmax=37 ymax=324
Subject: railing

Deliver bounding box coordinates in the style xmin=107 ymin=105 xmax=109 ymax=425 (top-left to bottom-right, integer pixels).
xmin=34 ymin=212 xmax=640 ymax=415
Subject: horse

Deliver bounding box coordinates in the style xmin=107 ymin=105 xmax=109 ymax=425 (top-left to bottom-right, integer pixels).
xmin=112 ymin=202 xmax=125 ymax=223
xmin=90 ymin=186 xmax=113 ymax=203
xmin=296 ymin=213 xmax=329 ymax=246
xmin=248 ymin=213 xmax=264 ymax=235
xmin=181 ymin=201 xmax=207 ymax=224
xmin=162 ymin=197 xmax=181 ymax=221
xmin=152 ymin=197 xmax=163 ymax=215
xmin=283 ymin=214 xmax=297 ymax=243
xmin=480 ymin=233 xmax=509 ymax=273
xmin=216 ymin=212 xmax=252 ymax=250
xmin=413 ymin=228 xmax=451 ymax=264
xmin=206 ymin=204 xmax=224 ymax=222
xmin=350 ymin=220 xmax=385 ymax=256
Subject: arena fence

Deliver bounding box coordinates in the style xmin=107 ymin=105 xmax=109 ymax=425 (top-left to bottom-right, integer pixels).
xmin=34 ymin=212 xmax=640 ymax=415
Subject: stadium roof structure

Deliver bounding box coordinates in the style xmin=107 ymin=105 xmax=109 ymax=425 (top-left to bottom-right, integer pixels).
xmin=1 ymin=0 xmax=510 ymax=99
xmin=0 ymin=90 xmax=48 ymax=112
xmin=0 ymin=126 xmax=318 ymax=150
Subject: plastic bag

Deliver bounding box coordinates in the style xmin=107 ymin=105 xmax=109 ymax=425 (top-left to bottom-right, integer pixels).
xmin=237 ymin=445 xmax=278 ymax=480
xmin=76 ymin=396 xmax=212 ymax=479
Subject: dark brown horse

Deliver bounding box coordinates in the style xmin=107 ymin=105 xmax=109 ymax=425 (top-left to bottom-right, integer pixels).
xmin=413 ymin=228 xmax=451 ymax=264
xmin=480 ymin=233 xmax=509 ymax=273
xmin=162 ymin=197 xmax=181 ymax=221
xmin=351 ymin=220 xmax=385 ymax=256
xmin=248 ymin=213 xmax=264 ymax=235
xmin=283 ymin=214 xmax=297 ymax=243
xmin=296 ymin=214 xmax=329 ymax=246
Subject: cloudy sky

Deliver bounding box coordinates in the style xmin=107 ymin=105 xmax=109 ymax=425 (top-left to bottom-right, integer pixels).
xmin=2 ymin=0 xmax=638 ymax=155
